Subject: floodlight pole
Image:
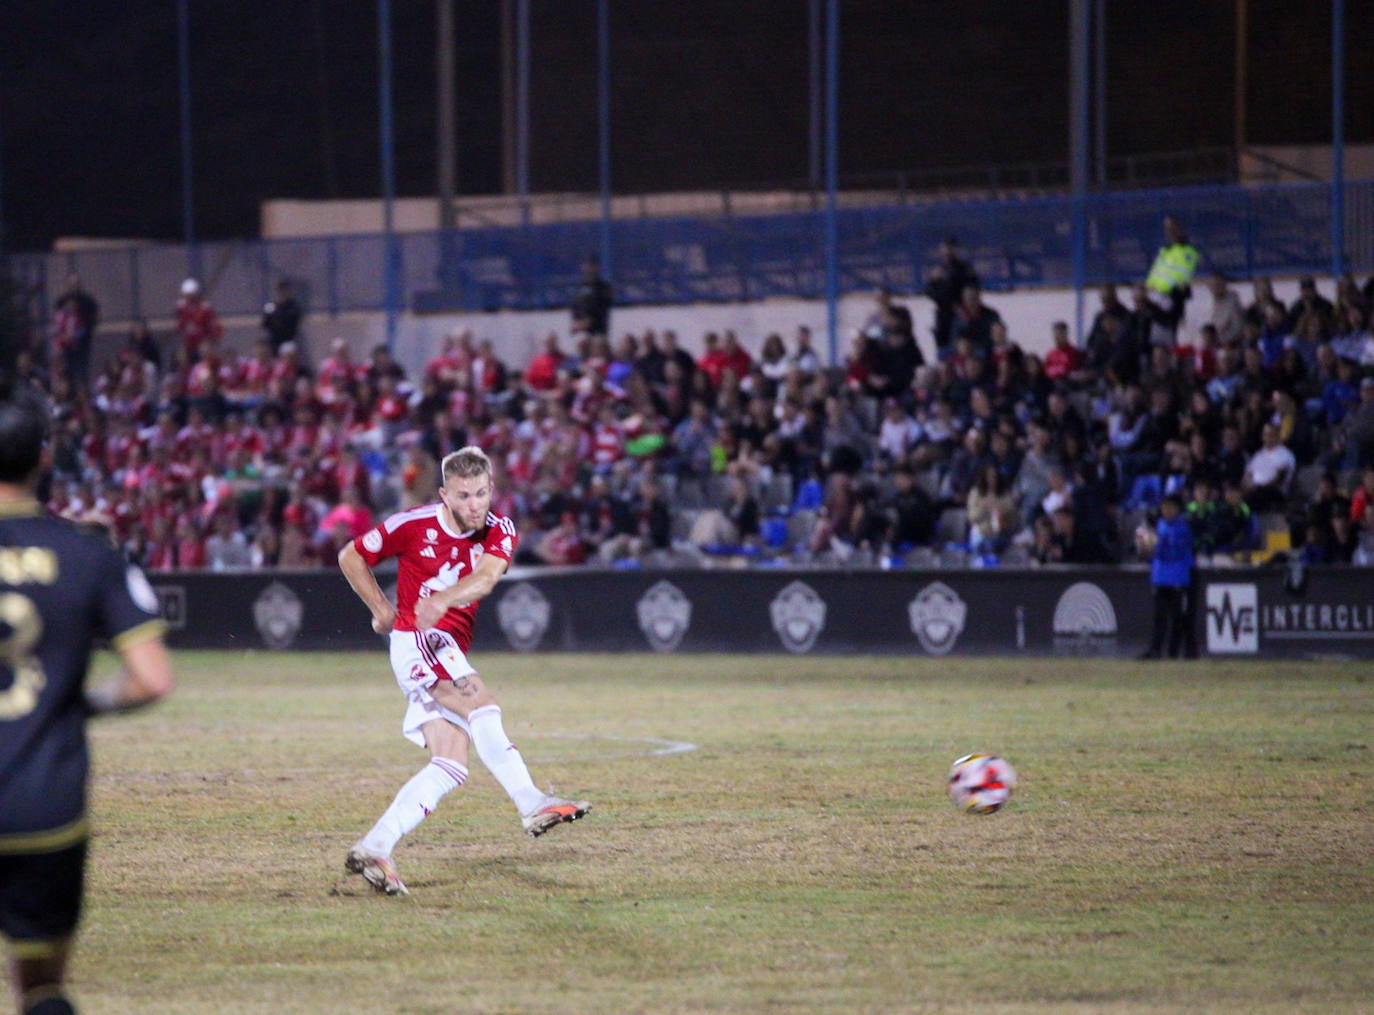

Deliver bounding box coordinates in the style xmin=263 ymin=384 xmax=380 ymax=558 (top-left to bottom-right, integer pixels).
xmin=517 ymin=0 xmax=531 ymax=226
xmin=597 ymin=0 xmax=612 ymax=278
xmin=1093 ymin=0 xmax=1106 ymax=186
xmin=808 ymin=0 xmax=822 ymax=195
xmin=379 ymin=0 xmax=398 ymax=347
xmin=1331 ymin=0 xmax=1345 ymax=277
xmin=177 ymin=0 xmax=199 ymax=281
xmin=1234 ymin=0 xmax=1247 ymax=167
xmin=437 ymin=0 xmax=456 ymax=232
xmin=822 ymin=0 xmax=839 ymax=367
xmin=500 ymin=0 xmax=531 ymax=223
xmin=1069 ymin=0 xmax=1091 ymax=345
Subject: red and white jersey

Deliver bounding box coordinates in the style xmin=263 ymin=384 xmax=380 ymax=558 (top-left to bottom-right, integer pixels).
xmin=354 ymin=503 xmax=518 ymax=650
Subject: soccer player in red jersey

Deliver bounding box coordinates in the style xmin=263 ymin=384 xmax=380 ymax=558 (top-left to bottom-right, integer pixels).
xmin=337 ymin=445 xmax=590 ymax=896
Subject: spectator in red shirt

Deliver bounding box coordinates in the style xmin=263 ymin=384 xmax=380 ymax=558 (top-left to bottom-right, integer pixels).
xmin=1043 ymin=321 xmax=1083 ymax=382
xmin=144 ymin=515 xmax=179 ymax=571
xmin=371 ymin=373 xmax=411 ymax=444
xmin=271 ymin=341 xmax=310 ymax=389
xmin=570 ymin=367 xmax=616 ymax=424
xmin=697 ymin=332 xmax=731 ymax=389
xmin=588 ymin=402 xmax=626 ymax=473
xmin=175 ymin=278 xmax=223 ymax=361
xmin=523 ymin=332 xmax=567 ymax=396
xmin=186 ymin=339 xmax=237 ymax=401
xmin=316 ymin=337 xmax=364 ymax=414
xmin=331 ymin=444 xmax=373 ymax=507
xmin=471 ymin=339 xmax=509 ymax=398
xmin=1350 ymin=467 xmax=1374 ymax=526
xmin=424 ymin=329 xmax=471 ymax=389
xmin=235 ymin=339 xmax=277 ymax=405
xmin=1175 ymin=323 xmax=1220 ymax=384
xmin=175 ymin=517 xmax=208 ymax=569
xmin=534 ymin=511 xmax=588 ymax=565
xmin=718 ymin=331 xmax=754 ymax=385
xmin=844 ymin=329 xmax=881 ymax=396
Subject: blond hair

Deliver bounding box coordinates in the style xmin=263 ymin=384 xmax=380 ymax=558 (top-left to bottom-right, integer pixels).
xmin=441 ymin=445 xmax=493 ymax=483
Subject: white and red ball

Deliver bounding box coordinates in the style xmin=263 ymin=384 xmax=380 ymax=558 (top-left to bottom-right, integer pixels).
xmin=947 ymin=753 xmax=1017 ymax=814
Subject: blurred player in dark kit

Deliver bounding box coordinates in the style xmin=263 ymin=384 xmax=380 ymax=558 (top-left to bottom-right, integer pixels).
xmin=0 ymin=386 xmax=175 ymax=1015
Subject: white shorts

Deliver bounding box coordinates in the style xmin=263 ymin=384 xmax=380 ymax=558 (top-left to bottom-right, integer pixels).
xmin=388 ymin=628 xmax=478 ymax=748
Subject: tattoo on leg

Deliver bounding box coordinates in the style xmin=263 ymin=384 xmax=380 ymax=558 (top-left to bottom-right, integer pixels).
xmin=451 ymin=675 xmax=479 ymax=697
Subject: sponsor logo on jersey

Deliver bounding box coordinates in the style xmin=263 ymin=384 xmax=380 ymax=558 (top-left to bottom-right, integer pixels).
xmin=253 ymin=581 xmax=304 ymax=649
xmin=496 ymin=582 xmax=550 ymax=652
xmin=769 ymin=580 xmax=826 ymax=653
xmin=908 ymin=581 xmax=966 ymax=655
xmin=420 ymin=546 xmax=437 ymax=558
xmin=637 ymin=580 xmax=692 ymax=652
xmin=362 ymin=529 xmax=383 ymax=554
xmin=125 ymin=565 xmax=160 ymax=615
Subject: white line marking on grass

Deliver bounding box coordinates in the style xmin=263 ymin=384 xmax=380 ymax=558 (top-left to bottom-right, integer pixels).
xmin=520 ymin=733 xmax=698 ymax=761
xmin=97 ymin=734 xmax=697 ymax=785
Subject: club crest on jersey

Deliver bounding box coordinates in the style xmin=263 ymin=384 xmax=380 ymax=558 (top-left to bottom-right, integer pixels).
xmin=496 ymin=582 xmax=550 ymax=652
xmin=253 ymin=581 xmax=304 ymax=649
xmin=769 ymin=580 xmax=826 ymax=653
xmin=425 ymin=528 xmax=438 ymax=543
xmin=636 ymin=580 xmax=692 ymax=652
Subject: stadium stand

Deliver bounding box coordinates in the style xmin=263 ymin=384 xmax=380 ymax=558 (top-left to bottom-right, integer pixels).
xmin=8 ymin=261 xmax=1374 ymax=573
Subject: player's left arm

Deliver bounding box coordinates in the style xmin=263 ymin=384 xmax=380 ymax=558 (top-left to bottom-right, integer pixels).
xmin=414 ymin=551 xmax=509 ymax=630
xmin=87 ymin=633 xmax=175 ymax=716
xmin=85 ymin=552 xmax=176 ymax=716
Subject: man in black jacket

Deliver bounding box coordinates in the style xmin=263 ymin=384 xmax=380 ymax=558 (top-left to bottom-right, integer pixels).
xmin=922 ymin=237 xmax=977 ymax=361
xmin=571 ymin=256 xmax=613 ymax=339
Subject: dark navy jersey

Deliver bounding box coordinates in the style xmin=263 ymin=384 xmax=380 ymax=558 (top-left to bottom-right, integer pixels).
xmin=0 ymin=500 xmax=164 ymax=852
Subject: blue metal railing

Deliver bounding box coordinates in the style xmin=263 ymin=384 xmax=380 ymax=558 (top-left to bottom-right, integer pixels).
xmin=8 ymin=179 xmax=1371 ymax=332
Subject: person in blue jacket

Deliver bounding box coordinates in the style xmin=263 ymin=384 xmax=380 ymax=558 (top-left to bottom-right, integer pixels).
xmin=1140 ymin=493 xmax=1198 ymax=659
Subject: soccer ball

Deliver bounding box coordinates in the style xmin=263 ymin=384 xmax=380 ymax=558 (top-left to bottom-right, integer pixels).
xmin=947 ymin=753 xmax=1017 ymax=814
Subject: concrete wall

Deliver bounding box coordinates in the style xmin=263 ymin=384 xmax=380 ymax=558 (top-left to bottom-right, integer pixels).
xmin=91 ymin=274 xmax=1336 ymax=385
xmin=315 ymin=275 xmax=1331 ymax=383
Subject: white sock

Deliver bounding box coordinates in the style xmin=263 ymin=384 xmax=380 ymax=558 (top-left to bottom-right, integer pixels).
xmin=468 ymin=704 xmax=545 ymax=814
xmin=360 ymin=757 xmax=467 ymax=856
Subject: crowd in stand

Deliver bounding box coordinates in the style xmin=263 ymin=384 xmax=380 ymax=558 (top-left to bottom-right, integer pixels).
xmin=12 ymin=233 xmax=1374 ymax=573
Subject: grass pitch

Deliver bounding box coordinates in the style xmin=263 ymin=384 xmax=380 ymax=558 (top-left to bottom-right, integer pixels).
xmin=74 ymin=651 xmax=1373 ymax=1014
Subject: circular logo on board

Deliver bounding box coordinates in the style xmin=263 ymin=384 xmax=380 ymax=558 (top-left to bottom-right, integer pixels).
xmin=253 ymin=581 xmax=304 ymax=649
xmin=496 ymin=582 xmax=551 ymax=652
xmin=769 ymin=580 xmax=826 ymax=654
xmin=636 ymin=580 xmax=692 ymax=652
xmin=908 ymin=581 xmax=967 ymax=655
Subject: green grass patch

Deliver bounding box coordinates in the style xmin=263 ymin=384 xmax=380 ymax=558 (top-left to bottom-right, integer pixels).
xmin=68 ymin=652 xmax=1374 ymax=1013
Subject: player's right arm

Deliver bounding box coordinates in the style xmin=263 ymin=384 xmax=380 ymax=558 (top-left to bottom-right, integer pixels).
xmin=338 ymin=541 xmax=397 ymax=635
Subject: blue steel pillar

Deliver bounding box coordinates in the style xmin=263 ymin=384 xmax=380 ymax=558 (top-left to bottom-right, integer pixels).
xmin=823 ymin=0 xmax=839 ymax=367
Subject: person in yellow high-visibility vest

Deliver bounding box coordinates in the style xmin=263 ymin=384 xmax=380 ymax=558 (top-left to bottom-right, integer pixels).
xmin=1145 ymin=216 xmax=1199 ymax=299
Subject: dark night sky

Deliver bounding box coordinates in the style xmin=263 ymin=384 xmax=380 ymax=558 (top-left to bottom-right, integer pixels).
xmin=0 ymin=1 xmax=1367 ymax=253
